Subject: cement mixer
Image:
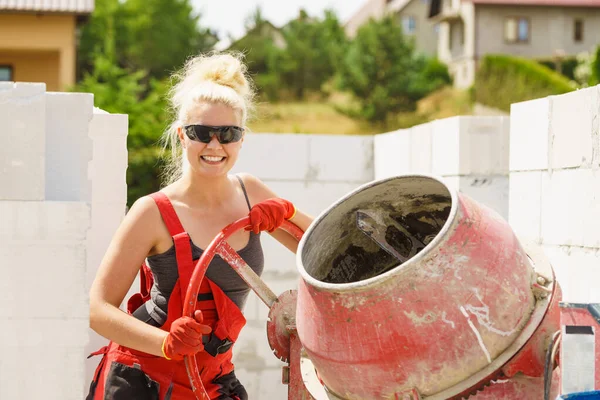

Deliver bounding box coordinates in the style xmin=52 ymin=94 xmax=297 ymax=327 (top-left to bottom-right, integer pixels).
xmin=182 ymin=174 xmax=592 ymax=399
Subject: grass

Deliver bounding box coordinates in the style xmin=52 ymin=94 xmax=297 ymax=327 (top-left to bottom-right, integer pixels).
xmin=250 ymin=101 xmax=377 ymax=135
xmin=416 ymin=86 xmax=473 ymax=119
xmin=248 ymin=87 xmax=474 ymax=135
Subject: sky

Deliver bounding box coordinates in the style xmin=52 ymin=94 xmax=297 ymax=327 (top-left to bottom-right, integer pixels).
xmin=191 ymin=0 xmax=367 ymax=48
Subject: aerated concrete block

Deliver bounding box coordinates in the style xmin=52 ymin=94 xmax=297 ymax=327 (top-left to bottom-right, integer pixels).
xmin=232 ymin=134 xmax=310 ymax=180
xmin=258 ymin=367 xmax=288 ymax=398
xmin=308 ymin=135 xmax=374 ymax=182
xmin=373 ymin=129 xmax=411 ymax=179
xmin=541 ymin=169 xmax=600 ymax=248
xmin=508 ymin=171 xmax=543 ymax=243
xmin=0 ymin=201 xmax=90 ymax=242
xmin=432 ymin=116 xmax=509 ymax=177
xmin=88 ymin=112 xmax=129 ymax=203
xmin=431 ymin=117 xmax=461 ymax=176
xmin=509 ymin=97 xmax=551 ymax=172
xmin=410 ymin=122 xmax=433 ymax=173
xmin=544 ymin=245 xmax=600 ymax=303
xmin=550 ymin=87 xmax=597 ymax=169
xmin=459 ymin=175 xmax=509 ymax=220
xmin=0 ymin=341 xmax=87 ymax=400
xmin=45 ymin=92 xmax=94 ymax=202
xmin=0 ymin=82 xmax=46 ymax=200
xmin=0 ymin=242 xmax=88 ymax=319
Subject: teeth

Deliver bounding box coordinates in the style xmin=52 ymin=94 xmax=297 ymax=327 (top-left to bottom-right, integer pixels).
xmin=202 ymin=156 xmax=224 ymax=162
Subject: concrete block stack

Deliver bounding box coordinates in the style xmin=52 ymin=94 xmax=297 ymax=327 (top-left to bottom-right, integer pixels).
xmin=374 ymin=116 xmax=510 ymax=219
xmin=509 ymin=86 xmax=600 ymax=303
xmin=0 ymin=83 xmax=128 ymax=399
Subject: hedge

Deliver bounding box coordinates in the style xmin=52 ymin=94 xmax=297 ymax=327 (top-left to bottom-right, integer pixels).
xmin=537 ymin=56 xmax=579 ymax=81
xmin=474 ymin=54 xmax=575 ymax=112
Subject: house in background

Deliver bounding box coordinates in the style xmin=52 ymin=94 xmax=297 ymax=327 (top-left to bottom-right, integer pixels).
xmin=345 ymin=0 xmax=439 ymax=56
xmin=0 ymin=0 xmax=94 ymax=91
xmin=228 ymin=20 xmax=286 ymax=51
xmin=429 ymin=0 xmax=600 ymax=88
xmin=345 ymin=0 xmax=387 ymax=38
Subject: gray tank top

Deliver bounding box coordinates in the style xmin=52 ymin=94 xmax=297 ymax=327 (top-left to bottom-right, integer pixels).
xmin=139 ymin=176 xmax=264 ymax=326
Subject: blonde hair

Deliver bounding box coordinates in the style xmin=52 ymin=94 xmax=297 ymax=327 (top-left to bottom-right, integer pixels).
xmin=161 ymin=51 xmax=255 ymax=184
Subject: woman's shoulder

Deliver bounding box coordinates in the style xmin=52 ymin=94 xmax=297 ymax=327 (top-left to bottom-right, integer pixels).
xmin=236 ymin=173 xmax=262 ymax=188
xmin=236 ymin=173 xmax=278 ymax=203
xmin=126 ymin=193 xmax=164 ymax=228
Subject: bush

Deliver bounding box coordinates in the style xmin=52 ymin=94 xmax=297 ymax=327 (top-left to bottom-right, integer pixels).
xmin=475 ymin=54 xmax=574 ymax=112
xmin=537 ymin=56 xmax=579 ymax=81
xmin=421 ymin=58 xmax=453 ymax=87
xmin=127 ymin=147 xmax=167 ymax=205
xmin=592 ymin=45 xmax=600 ymax=84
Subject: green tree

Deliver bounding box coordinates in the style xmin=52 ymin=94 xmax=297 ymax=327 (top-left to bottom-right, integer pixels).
xmin=121 ymin=0 xmax=217 ymax=78
xmin=273 ymin=9 xmax=347 ymax=99
xmin=75 ymin=4 xmax=171 ymax=205
xmin=77 ymin=0 xmax=218 ymax=80
xmin=337 ymin=16 xmax=437 ymax=124
xmin=77 ymin=0 xmax=128 ymax=79
xmin=229 ymin=7 xmax=275 ymax=75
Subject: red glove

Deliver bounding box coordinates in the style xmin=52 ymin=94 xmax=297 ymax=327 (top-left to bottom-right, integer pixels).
xmin=247 ymin=198 xmax=296 ymax=234
xmin=162 ymin=310 xmax=212 ymax=361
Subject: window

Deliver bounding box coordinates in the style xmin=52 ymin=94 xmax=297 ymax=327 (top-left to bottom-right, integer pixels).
xmin=574 ymin=19 xmax=584 ymax=42
xmin=504 ymin=17 xmax=529 ymax=43
xmin=0 ymin=65 xmax=12 ymax=81
xmin=402 ymin=16 xmax=417 ymax=35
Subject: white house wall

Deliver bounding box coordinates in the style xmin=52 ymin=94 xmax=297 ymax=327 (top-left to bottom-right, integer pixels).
xmin=475 ymin=5 xmax=600 ymax=60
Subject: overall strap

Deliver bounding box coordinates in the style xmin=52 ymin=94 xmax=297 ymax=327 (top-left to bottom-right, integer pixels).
xmin=149 ymin=192 xmax=185 ymax=236
xmin=235 ymin=175 xmax=252 ymax=211
xmin=149 ymin=192 xmax=195 ymax=306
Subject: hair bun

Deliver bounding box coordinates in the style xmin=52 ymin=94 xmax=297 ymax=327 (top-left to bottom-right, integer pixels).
xmin=194 ymin=53 xmax=250 ymax=98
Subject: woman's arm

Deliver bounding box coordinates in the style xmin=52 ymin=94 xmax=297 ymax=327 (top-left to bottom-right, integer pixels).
xmin=89 ymin=196 xmax=168 ymax=357
xmin=239 ymin=173 xmax=314 ymax=253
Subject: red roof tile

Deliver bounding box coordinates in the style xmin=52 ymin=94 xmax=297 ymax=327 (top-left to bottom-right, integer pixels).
xmin=0 ymin=0 xmax=94 ymax=14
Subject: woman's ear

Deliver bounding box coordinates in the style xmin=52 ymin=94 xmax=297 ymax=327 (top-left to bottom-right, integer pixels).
xmin=177 ymin=126 xmax=186 ymax=148
xmin=241 ymin=126 xmax=247 ymax=146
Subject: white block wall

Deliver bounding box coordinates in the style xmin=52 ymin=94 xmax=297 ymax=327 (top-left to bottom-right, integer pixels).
xmin=374 ymin=116 xmax=510 ymax=219
xmin=3 ymin=80 xmax=599 ymax=398
xmin=84 ymin=109 xmax=129 ymax=391
xmin=0 ymin=83 xmax=46 ymax=200
xmin=230 ymin=134 xmax=374 ymax=398
xmin=508 ymin=86 xmax=600 ymax=303
xmin=0 ymin=83 xmax=128 ymax=400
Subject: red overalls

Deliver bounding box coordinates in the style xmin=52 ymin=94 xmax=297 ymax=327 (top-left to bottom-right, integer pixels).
xmin=87 ymin=192 xmax=247 ymax=400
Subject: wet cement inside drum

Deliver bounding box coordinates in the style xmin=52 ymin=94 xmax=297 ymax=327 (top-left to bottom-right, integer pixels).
xmin=323 ymin=200 xmax=451 ymax=284
xmin=389 ymin=209 xmax=450 ymax=245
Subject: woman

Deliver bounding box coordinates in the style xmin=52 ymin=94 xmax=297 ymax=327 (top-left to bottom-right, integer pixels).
xmin=87 ymin=52 xmax=313 ymax=399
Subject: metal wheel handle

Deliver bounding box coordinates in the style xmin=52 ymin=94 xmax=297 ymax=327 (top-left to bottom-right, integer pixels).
xmin=183 ymin=217 xmax=304 ymax=400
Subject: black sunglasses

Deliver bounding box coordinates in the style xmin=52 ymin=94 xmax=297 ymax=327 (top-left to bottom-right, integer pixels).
xmin=183 ymin=125 xmax=244 ymax=144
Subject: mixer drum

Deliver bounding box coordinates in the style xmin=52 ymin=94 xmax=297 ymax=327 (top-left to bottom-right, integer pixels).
xmin=296 ymin=175 xmax=540 ymax=399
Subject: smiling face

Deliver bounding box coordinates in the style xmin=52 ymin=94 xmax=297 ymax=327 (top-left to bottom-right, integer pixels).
xmin=178 ymin=102 xmax=244 ymax=179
